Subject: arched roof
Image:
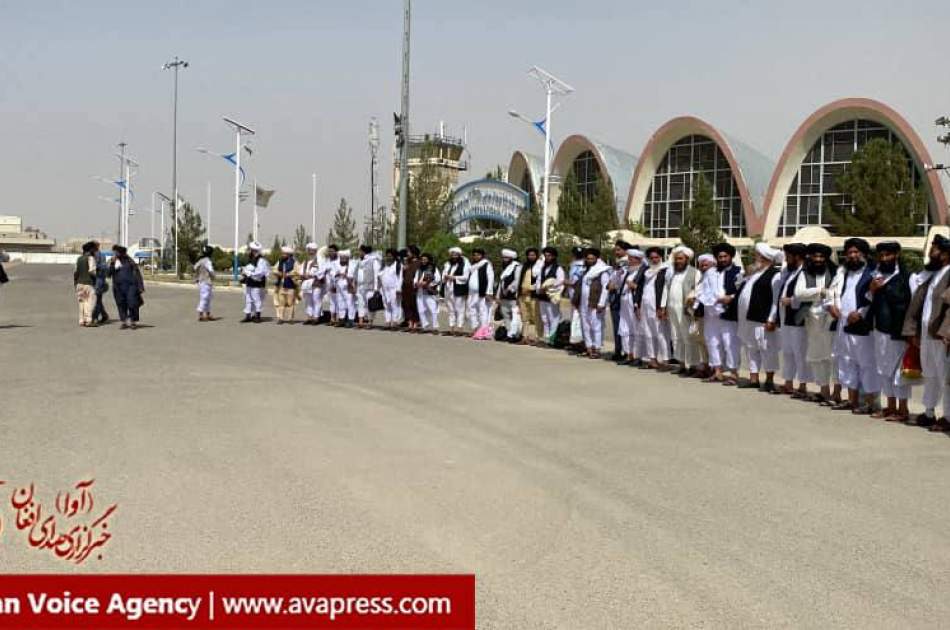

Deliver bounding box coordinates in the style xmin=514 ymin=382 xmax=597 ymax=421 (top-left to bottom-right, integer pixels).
xmin=623 ymin=116 xmax=775 ymax=235
xmin=506 ymin=150 xmax=543 ymax=207
xmin=761 ymin=97 xmax=948 ymax=239
xmin=551 ymin=134 xmax=637 ymax=221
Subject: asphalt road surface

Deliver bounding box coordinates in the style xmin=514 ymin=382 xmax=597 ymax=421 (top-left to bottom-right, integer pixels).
xmin=2 ymin=264 xmax=949 ymax=628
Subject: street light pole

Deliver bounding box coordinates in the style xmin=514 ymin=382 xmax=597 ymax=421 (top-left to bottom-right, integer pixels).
xmin=223 ymin=117 xmax=255 ymax=280
xmin=117 ymin=142 xmax=126 ymax=246
xmin=206 ymin=180 xmax=212 ymax=245
xmin=156 ymin=192 xmax=171 ymax=272
xmin=163 ymin=56 xmax=189 ymax=276
xmin=526 ymin=66 xmax=574 ymax=248
xmin=397 ymin=0 xmax=411 ymax=249
xmin=311 ymin=172 xmax=317 ymax=242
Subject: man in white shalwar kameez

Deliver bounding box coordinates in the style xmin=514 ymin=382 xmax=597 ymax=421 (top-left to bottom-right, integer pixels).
xmin=794 ymin=243 xmax=837 ymax=404
xmin=379 ymin=248 xmax=403 ymax=329
xmin=300 ymin=243 xmax=322 ymax=325
xmin=770 ymin=243 xmax=811 ymax=397
xmin=636 ymin=247 xmax=671 ymax=370
xmin=577 ymin=248 xmax=612 ymax=359
xmin=662 ymin=245 xmax=703 ymax=376
xmin=698 ymin=243 xmax=743 ymax=384
xmin=467 ymin=248 xmax=494 ymax=333
xmin=496 ymin=248 xmax=523 ymax=341
xmin=356 ymin=244 xmax=382 ymax=328
xmin=535 ymin=246 xmax=566 ymax=343
xmin=735 ymin=242 xmax=783 ymax=391
xmin=194 ymin=245 xmax=216 ymax=322
xmin=333 ymin=250 xmax=357 ymax=327
xmin=617 ymin=249 xmax=645 ymax=364
xmin=441 ymin=247 xmax=471 ymax=336
xmin=240 ymin=241 xmax=270 ymax=323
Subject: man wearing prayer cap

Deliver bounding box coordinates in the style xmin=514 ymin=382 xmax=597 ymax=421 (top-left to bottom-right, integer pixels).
xmin=617 ymin=248 xmax=645 ymax=364
xmin=771 ymin=243 xmax=811 ymax=397
xmin=830 ymin=236 xmax=878 ymax=413
xmin=272 ymin=245 xmax=300 ymax=324
xmin=441 ymin=246 xmax=471 ymax=336
xmin=535 ymin=246 xmax=565 ymax=344
xmin=495 ymin=248 xmax=523 ymax=342
xmin=865 ymin=241 xmax=912 ymax=421
xmin=300 ymin=243 xmax=322 ymax=325
xmin=735 ymin=242 xmax=782 ymax=391
xmin=902 ymin=234 xmax=950 ymax=429
xmin=697 ymin=242 xmax=743 ymax=384
xmin=240 ymin=241 xmax=270 ymax=323
xmin=662 ymin=244 xmax=704 ymax=375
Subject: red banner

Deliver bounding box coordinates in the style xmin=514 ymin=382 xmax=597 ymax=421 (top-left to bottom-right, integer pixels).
xmin=0 ymin=575 xmax=475 ymax=629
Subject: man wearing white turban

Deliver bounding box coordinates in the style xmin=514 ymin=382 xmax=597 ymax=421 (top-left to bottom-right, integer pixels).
xmin=333 ymin=249 xmax=358 ymax=327
xmin=662 ymin=245 xmax=703 ymax=375
xmin=635 ymin=246 xmax=671 ymax=369
xmin=240 ymin=241 xmax=270 ymax=323
xmin=617 ymin=249 xmax=645 ymax=363
xmin=735 ymin=242 xmax=783 ymax=390
xmin=496 ymin=248 xmax=523 ymax=341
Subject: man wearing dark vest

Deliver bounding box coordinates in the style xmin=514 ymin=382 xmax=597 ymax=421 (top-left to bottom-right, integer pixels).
xmin=73 ymin=241 xmax=98 ymax=327
xmin=902 ymin=235 xmax=950 ymax=428
xmin=240 ymin=241 xmax=270 ymax=323
xmin=576 ymin=248 xmax=612 ymax=359
xmin=496 ymin=248 xmax=523 ymax=342
xmin=771 ymin=243 xmax=810 ymax=397
xmin=607 ymin=240 xmax=632 ymax=361
xmin=466 ymin=248 xmax=494 ymax=335
xmin=441 ymin=247 xmax=470 ymax=336
xmin=831 ymin=237 xmax=877 ymax=413
xmin=699 ymin=242 xmax=743 ymax=384
xmin=865 ymin=241 xmax=911 ymax=422
xmin=634 ymin=246 xmax=670 ymax=370
xmin=736 ymin=242 xmax=782 ymax=391
xmin=535 ymin=246 xmax=565 ymax=345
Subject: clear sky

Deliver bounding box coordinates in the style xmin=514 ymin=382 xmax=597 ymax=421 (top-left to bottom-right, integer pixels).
xmin=1 ymin=0 xmax=948 ymax=245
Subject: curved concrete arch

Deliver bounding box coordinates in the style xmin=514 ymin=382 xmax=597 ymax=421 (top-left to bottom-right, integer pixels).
xmin=761 ymin=98 xmax=948 ymax=239
xmin=506 ymin=150 xmax=543 ymax=208
xmin=623 ymin=116 xmax=774 ymax=236
xmin=549 ymin=134 xmax=637 ymax=222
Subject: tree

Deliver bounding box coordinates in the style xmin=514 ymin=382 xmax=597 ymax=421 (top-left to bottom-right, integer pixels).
xmin=406 ymin=141 xmax=452 ymax=246
xmin=268 ymin=234 xmax=287 ymax=264
xmin=678 ymin=173 xmax=723 ymax=255
xmin=826 ymin=138 xmax=926 ymax=236
xmin=293 ymin=224 xmax=309 ymax=258
xmin=326 ymin=198 xmax=358 ymax=250
xmin=175 ymin=201 xmax=206 ymax=276
xmin=554 ymin=170 xmax=617 ymax=249
xmin=484 ymin=165 xmax=504 ymax=180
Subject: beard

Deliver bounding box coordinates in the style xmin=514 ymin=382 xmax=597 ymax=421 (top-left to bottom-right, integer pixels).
xmin=807 ymin=260 xmax=827 ymax=275
xmin=845 ymin=259 xmax=865 ymax=271
xmin=878 ymin=260 xmax=897 ymax=274
xmin=716 ymin=260 xmax=730 ymax=271
xmin=925 ymin=257 xmax=943 ymax=271
xmin=673 ymin=262 xmax=687 ymax=272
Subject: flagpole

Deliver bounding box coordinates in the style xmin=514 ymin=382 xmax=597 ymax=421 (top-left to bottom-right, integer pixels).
xmin=206 ymin=180 xmax=212 ymax=245
xmin=253 ymin=177 xmax=259 ymax=243
xmin=311 ymin=172 xmax=317 ymax=242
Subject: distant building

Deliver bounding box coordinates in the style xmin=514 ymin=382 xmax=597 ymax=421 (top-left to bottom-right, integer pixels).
xmin=0 ymin=215 xmax=55 ymax=253
xmin=392 ymin=122 xmax=469 ymax=213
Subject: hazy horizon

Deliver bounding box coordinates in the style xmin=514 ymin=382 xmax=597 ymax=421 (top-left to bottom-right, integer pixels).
xmin=2 ymin=0 xmax=948 ymax=245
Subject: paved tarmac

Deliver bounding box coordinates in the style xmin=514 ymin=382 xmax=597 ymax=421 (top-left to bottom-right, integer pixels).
xmin=1 ymin=263 xmax=949 ymax=628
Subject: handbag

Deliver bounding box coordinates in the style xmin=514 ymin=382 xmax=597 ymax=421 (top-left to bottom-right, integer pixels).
xmin=368 ymin=291 xmax=384 ymax=312
xmin=900 ymin=344 xmax=923 ymax=381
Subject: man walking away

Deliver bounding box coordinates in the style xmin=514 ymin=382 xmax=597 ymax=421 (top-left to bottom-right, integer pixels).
xmin=74 ymin=241 xmax=98 ymax=327
xmin=194 ymin=245 xmax=216 ymax=321
xmin=108 ymin=244 xmax=145 ymax=330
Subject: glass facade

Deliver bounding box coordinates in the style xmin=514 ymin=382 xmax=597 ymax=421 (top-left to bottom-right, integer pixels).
xmin=642 ymin=135 xmax=745 ymax=238
xmin=571 ymin=150 xmax=602 ymax=201
xmin=778 ymin=119 xmax=930 ymax=236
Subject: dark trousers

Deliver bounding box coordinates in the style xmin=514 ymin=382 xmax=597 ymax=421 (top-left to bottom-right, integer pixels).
xmin=113 ymin=283 xmax=140 ymax=322
xmin=610 ymin=299 xmax=621 ymax=356
xmin=93 ymin=291 xmax=109 ymax=321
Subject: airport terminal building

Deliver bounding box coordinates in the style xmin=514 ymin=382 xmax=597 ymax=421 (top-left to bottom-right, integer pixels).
xmin=505 ymin=98 xmax=949 ymax=248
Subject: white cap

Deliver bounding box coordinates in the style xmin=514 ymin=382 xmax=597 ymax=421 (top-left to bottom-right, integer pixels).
xmin=281 ymin=245 xmax=294 ymax=255
xmin=626 ymin=248 xmax=645 ymax=259
xmin=448 ymin=246 xmax=463 ymax=255
xmin=248 ymin=241 xmax=263 ymax=252
xmin=305 ymin=242 xmax=318 ymax=251
xmin=671 ymin=245 xmax=694 ymax=259
xmin=697 ymin=253 xmax=715 ymax=265
xmin=501 ymin=248 xmax=517 ymax=259
xmin=338 ymin=249 xmax=351 ymax=258
xmin=754 ymin=242 xmax=779 ymax=262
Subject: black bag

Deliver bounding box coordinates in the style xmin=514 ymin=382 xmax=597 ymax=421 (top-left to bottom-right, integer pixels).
xmin=0 ymin=263 xmax=7 ymax=284
xmin=493 ymin=326 xmax=508 ymax=341
xmin=368 ymin=291 xmax=384 ymax=312
xmin=550 ymin=321 xmax=571 ymax=349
